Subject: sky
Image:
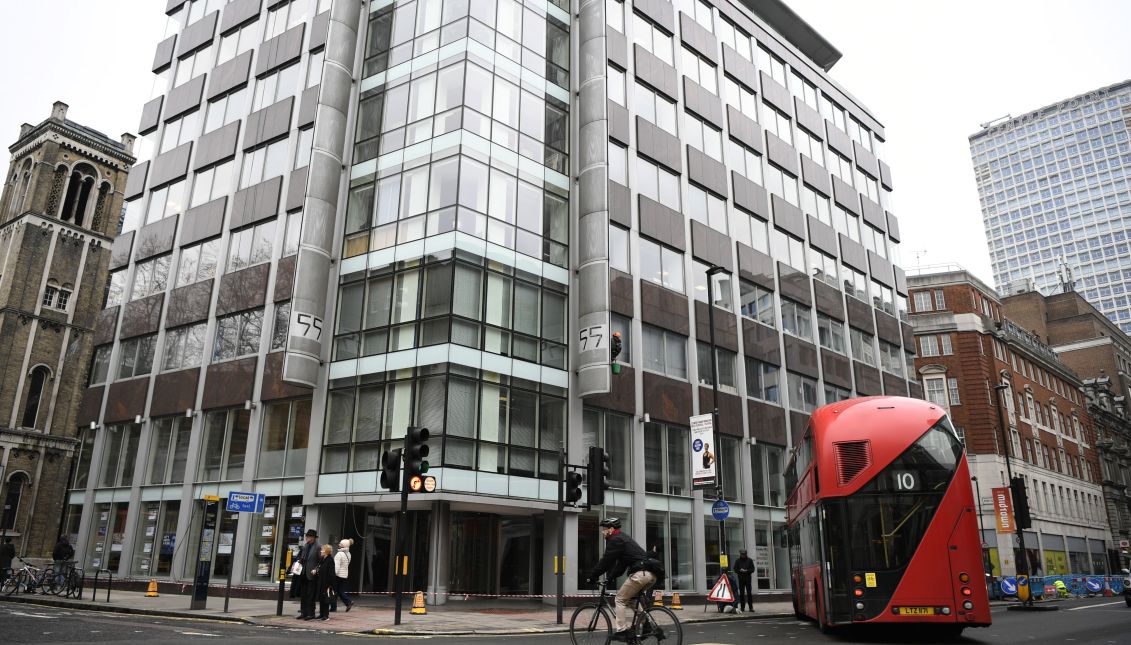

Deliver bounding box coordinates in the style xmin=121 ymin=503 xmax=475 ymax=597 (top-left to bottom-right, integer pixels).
xmin=2 ymin=2 xmax=1130 ymax=287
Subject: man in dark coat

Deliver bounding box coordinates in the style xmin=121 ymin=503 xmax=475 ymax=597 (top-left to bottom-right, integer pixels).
xmin=0 ymin=537 xmax=14 ymax=573
xmin=733 ymin=548 xmax=755 ymax=612
xmin=295 ymin=529 xmax=321 ymax=620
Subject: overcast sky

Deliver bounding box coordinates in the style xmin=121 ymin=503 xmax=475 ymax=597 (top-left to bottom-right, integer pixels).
xmin=3 ymin=1 xmax=1130 ymax=287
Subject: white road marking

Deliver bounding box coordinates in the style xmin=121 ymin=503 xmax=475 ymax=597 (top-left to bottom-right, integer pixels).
xmin=8 ymin=611 xmax=52 ymax=618
xmin=176 ymin=631 xmax=222 ymax=637
xmin=1066 ymin=600 xmax=1127 ymax=610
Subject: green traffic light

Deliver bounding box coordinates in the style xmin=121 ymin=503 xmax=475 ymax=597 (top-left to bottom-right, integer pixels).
xmin=421 ymin=460 xmax=429 ymax=473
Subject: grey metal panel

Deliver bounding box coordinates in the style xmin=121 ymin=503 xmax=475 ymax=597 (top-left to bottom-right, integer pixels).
xmin=193 ymin=121 xmax=240 ymax=170
xmin=853 ymin=141 xmax=880 ymax=178
xmin=874 ymin=311 xmax=901 ymax=346
xmin=256 ymin=23 xmax=306 ymax=76
xmin=638 ymin=195 xmax=685 ymax=251
xmin=180 ymin=196 xmax=227 ymax=246
xmin=794 ymin=96 xmax=823 ymax=136
xmin=771 ymin=195 xmax=805 ymax=240
xmin=813 ymin=281 xmax=844 ymax=321
xmin=886 ymin=211 xmax=901 ymax=243
xmin=839 ymin=234 xmax=867 ymax=273
xmin=731 ymin=171 xmax=769 ymax=221
xmin=207 ymin=50 xmax=253 ymax=100
xmin=778 ymin=263 xmax=812 ymax=306
xmin=683 ymin=77 xmax=722 ymax=128
xmin=219 ymin=0 xmax=261 ymax=34
xmin=134 ymin=213 xmax=179 ymax=262
xmin=726 ymin=106 xmax=763 ymax=154
xmin=175 ymin=10 xmax=218 ymax=57
xmin=721 ymin=45 xmax=757 ymax=90
xmin=759 ymin=71 xmax=792 ymax=116
xmin=635 ymin=116 xmax=681 ymax=173
xmin=807 ymin=215 xmax=837 ymax=257
xmin=736 ymin=242 xmax=774 ymax=290
xmin=868 ymin=251 xmax=894 ymax=288
xmin=634 ymin=0 xmax=674 ymax=32
xmin=690 ymin=221 xmax=731 ymax=270
xmin=309 ymin=10 xmax=329 ymax=50
xmin=286 ymin=166 xmax=309 ymax=212
xmin=878 ymin=159 xmax=893 ymax=190
xmin=608 ymin=100 xmax=630 ymax=144
xmin=124 ymin=162 xmax=149 ymax=200
xmin=149 ymin=143 xmax=192 ymax=187
xmin=138 ymin=97 xmax=163 ymax=136
xmin=846 ymin=295 xmax=874 ymax=334
xmin=608 ymin=181 xmax=631 ymax=228
xmin=783 ymin=335 xmax=819 ymax=379
xmin=831 ymin=176 xmax=860 ymax=216
xmin=765 ymin=133 xmax=799 ymax=177
xmin=800 ymin=154 xmax=830 ymax=196
xmin=860 ymin=196 xmax=885 ymax=231
xmin=687 ymin=148 xmax=727 ymax=197
xmin=166 ymin=0 xmax=187 ymax=13
xmin=633 ymin=45 xmax=678 ymax=101
xmin=243 ymin=96 xmax=295 ymax=150
xmin=152 ymin=35 xmax=176 ymax=73
xmin=825 ymin=120 xmax=854 ymax=159
xmin=164 ymin=74 xmax=206 ymax=121
xmin=607 ymin=29 xmax=628 ymax=69
xmin=679 ymin=12 xmax=717 ymax=63
xmin=894 ymin=265 xmax=908 ymax=296
xmin=109 ymin=231 xmax=135 ymax=271
xmin=229 ymin=175 xmax=282 ymax=229
xmin=298 ymin=85 xmax=319 ymax=128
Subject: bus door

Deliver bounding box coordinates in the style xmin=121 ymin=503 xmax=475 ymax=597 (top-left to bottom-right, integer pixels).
xmin=820 ymin=499 xmax=853 ymax=624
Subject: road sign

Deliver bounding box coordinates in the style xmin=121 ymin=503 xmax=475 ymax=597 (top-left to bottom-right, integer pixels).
xmin=409 ymin=475 xmax=423 ymax=492
xmin=226 ymin=492 xmax=266 ymax=513
xmin=1000 ymin=577 xmax=1018 ymax=596
xmin=423 ymin=475 xmax=437 ymax=492
xmin=1017 ymin=575 xmax=1030 ymax=603
xmin=711 ymin=499 xmax=730 ymax=521
xmin=1086 ymin=578 xmax=1103 ymax=593
xmin=1120 ymin=539 xmax=1130 ymax=549
xmin=707 ymin=574 xmax=734 ymax=603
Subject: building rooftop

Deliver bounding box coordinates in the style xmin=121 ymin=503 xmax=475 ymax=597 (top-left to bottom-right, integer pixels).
xmin=968 ymin=78 xmax=1131 ymax=142
xmin=739 ymin=0 xmax=842 ymax=71
xmin=10 ymin=101 xmax=134 ymax=160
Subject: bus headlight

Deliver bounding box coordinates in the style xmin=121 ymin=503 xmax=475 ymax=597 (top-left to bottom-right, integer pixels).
xmin=959 ymin=572 xmax=969 ymax=583
xmin=963 ymin=601 xmax=973 ymax=610
xmin=940 ymin=606 xmax=951 ymax=615
xmin=855 ymin=601 xmax=865 ymax=610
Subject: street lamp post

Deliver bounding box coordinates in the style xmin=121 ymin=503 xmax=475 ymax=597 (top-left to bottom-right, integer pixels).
xmin=705 ymin=265 xmax=730 ymax=570
xmin=993 ymin=379 xmax=1032 ymax=588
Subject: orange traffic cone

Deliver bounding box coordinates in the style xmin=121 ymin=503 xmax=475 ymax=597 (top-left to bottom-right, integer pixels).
xmin=145 ymin=579 xmax=159 ymax=597
xmin=670 ymin=592 xmax=682 ymax=610
xmin=410 ymin=590 xmax=427 ymax=615
xmin=653 ymin=590 xmax=664 ymax=606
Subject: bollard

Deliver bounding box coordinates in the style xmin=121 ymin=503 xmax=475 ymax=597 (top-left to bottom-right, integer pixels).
xmin=653 ymin=590 xmax=665 ymax=607
xmin=105 ymin=571 xmax=112 ymax=603
xmin=410 ymin=591 xmax=427 ymax=615
xmin=670 ymin=593 xmax=683 ymax=610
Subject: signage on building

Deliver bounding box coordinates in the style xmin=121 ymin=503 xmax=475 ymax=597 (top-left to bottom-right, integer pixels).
xmin=689 ymin=414 xmax=716 ymax=489
xmin=992 ymin=486 xmax=1014 ymax=533
xmin=226 ymin=492 xmax=266 ymax=513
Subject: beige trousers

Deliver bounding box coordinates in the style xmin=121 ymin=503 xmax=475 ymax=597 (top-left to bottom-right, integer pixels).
xmin=614 ymin=570 xmax=657 ymax=632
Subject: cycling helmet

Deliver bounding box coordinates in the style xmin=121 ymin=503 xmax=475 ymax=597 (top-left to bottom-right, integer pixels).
xmin=599 ymin=517 xmax=621 ymax=529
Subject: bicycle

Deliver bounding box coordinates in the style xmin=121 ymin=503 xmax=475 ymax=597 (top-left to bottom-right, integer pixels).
xmin=1 ymin=558 xmax=44 ymax=596
xmin=569 ymin=578 xmax=683 ymax=645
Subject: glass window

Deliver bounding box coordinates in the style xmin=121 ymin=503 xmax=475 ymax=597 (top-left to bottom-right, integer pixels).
xmin=146 ymin=179 xmax=188 ymax=224
xmin=787 ymin=372 xmax=817 ymax=412
xmin=610 ymin=313 xmax=632 ymax=364
xmin=850 ymin=327 xmax=876 ymax=366
xmin=190 ymin=160 xmax=236 ymax=207
xmin=780 ymin=298 xmax=812 ymax=341
xmin=117 ymin=334 xmax=157 ymax=379
xmin=691 ymin=261 xmax=733 ymax=310
xmin=639 ymin=238 xmax=684 ymax=293
xmin=641 ymin=324 xmax=687 ymax=379
xmin=696 ymin=342 xmax=738 ymax=394
xmin=610 ymin=224 xmax=630 ymax=273
xmin=608 ymin=141 xmax=628 ymax=185
xmin=258 ymin=398 xmax=312 ymax=478
xmin=176 ymin=238 xmax=220 ymax=287
xmin=131 ymin=255 xmax=171 ymax=301
xmin=198 ymin=409 xmax=251 ymax=481
xmin=680 ymin=47 xmax=717 ymax=94
xmin=608 ymin=64 xmax=626 ymax=106
xmin=239 ymin=138 xmax=289 ymax=188
xmin=227 ymin=219 xmax=276 ymax=272
xmin=204 ymin=87 xmax=250 ymax=133
xmin=213 ymin=309 xmax=264 ymax=361
xmin=88 ymin=345 xmax=112 ymax=386
xmin=147 ymin=417 xmax=192 ymax=485
xmin=739 ymin=280 xmax=775 ymax=327
xmin=252 ymin=63 xmax=301 ymax=111
xmin=643 ymin=422 xmax=690 ymax=496
xmin=633 ymin=13 xmax=674 ymax=65
xmin=163 ymin=323 xmax=207 ymax=371
xmin=745 ymin=357 xmax=780 ymax=403
xmin=817 ymin=313 xmax=845 ymax=354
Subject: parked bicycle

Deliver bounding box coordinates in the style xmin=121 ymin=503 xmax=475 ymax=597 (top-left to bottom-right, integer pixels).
xmin=1 ymin=557 xmax=46 ymax=595
xmin=569 ymin=578 xmax=682 ymax=645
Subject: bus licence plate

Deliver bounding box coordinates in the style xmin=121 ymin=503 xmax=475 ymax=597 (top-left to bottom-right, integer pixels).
xmin=898 ymin=607 xmax=934 ymax=616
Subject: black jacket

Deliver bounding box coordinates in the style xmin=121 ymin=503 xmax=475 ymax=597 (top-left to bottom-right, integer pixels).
xmin=0 ymin=542 xmax=14 ymax=570
xmin=52 ymin=541 xmax=74 ymax=562
xmin=590 ymin=531 xmax=654 ymax=581
xmin=299 ymin=540 xmax=322 ymax=581
xmin=316 ymin=553 xmax=335 ymax=592
xmin=733 ymin=556 xmax=755 ymax=580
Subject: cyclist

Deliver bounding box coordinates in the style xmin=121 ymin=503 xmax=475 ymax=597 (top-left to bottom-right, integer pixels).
xmin=585 ymin=518 xmax=664 ymax=642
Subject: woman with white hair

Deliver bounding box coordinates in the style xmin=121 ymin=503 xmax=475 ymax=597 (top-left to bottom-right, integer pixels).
xmin=332 ymin=538 xmax=354 ymax=612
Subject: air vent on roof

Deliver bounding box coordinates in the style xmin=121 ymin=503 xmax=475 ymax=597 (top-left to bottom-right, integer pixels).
xmin=834 ymin=440 xmax=872 ymax=486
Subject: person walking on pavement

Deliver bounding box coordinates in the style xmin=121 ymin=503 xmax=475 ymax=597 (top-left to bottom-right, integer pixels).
xmin=733 ymin=549 xmax=755 ymax=613
xmin=585 ymin=518 xmax=665 ymax=642
xmin=317 ymin=544 xmax=335 ymax=621
xmin=295 ymin=528 xmax=321 ymax=620
xmin=52 ymin=535 xmax=75 ymax=576
xmin=0 ymin=537 xmax=14 ymax=576
xmin=331 ymin=539 xmax=354 ymax=612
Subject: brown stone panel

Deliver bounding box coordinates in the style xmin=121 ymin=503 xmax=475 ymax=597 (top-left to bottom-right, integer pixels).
xmin=610 ymin=270 xmax=634 ymax=318
xmin=274 ymin=254 xmax=296 ymax=302
xmin=698 ymin=387 xmax=743 ymax=436
xmin=165 ymin=280 xmax=213 ymax=328
xmin=846 ymin=295 xmax=874 ymax=334
xmin=119 ymin=293 xmax=165 ymax=339
xmin=742 ymin=317 xmax=781 ymax=365
xmin=150 ymin=367 xmax=201 ymax=416
xmin=76 ymin=386 xmax=104 ymax=426
xmin=784 ymin=335 xmax=819 ymax=379
xmin=94 ymin=307 xmax=120 ymax=346
xmin=608 ymin=180 xmax=631 ymax=228
xmin=133 ymin=214 xmax=179 ymax=262
xmin=778 ymin=263 xmax=812 ymax=306
xmin=640 ymin=281 xmax=690 ymax=335
xmin=790 ymin=410 xmax=811 ymax=447
xmin=104 ymin=379 xmax=150 ymax=423
xmin=216 ymin=263 xmax=269 ymax=316
xmin=813 ymin=279 xmax=844 ymax=321
xmin=690 ymin=221 xmax=732 ymax=271
xmin=638 ymin=195 xmax=685 ymax=250
xmin=694 ymin=300 xmax=738 ymax=352
xmin=901 ymin=323 xmax=914 ymax=350
xmin=260 ymin=352 xmax=313 ymax=402
xmin=882 ymin=373 xmax=908 ymax=397
xmin=821 ymin=349 xmax=852 ymax=389
xmin=202 ymin=356 xmax=257 ymax=409
xmin=642 ymin=372 xmax=692 ymax=425
xmin=854 ymin=363 xmax=882 ymax=396
xmin=748 ymin=399 xmax=786 ymax=445
xmin=736 ymin=243 xmax=774 ymax=290
xmin=582 ymin=364 xmax=635 ymax=416
xmin=875 ymin=310 xmax=901 ymax=346
xmin=110 ymin=231 xmax=135 ymax=271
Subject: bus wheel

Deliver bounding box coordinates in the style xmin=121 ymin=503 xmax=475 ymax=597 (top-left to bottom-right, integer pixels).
xmin=816 ymin=601 xmax=832 ymax=634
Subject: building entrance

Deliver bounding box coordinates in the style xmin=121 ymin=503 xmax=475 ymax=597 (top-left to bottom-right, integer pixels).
xmin=448 ymin=512 xmax=543 ymax=596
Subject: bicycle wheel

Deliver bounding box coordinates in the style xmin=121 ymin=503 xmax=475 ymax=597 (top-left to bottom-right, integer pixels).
xmin=636 ymin=606 xmax=682 ymax=645
xmin=569 ymin=602 xmax=612 ymax=645
xmin=0 ymin=570 xmax=17 ymax=596
xmin=39 ymin=567 xmax=60 ymax=595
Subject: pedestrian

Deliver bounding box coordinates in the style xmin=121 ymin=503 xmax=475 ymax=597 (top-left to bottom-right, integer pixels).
xmin=52 ymin=535 xmax=75 ymax=576
xmin=331 ymin=539 xmax=354 ymax=612
xmin=585 ymin=518 xmax=665 ymax=642
xmin=733 ymin=548 xmax=755 ymax=613
xmin=294 ymin=528 xmax=321 ymax=620
xmin=317 ymin=544 xmax=335 ymax=621
xmin=0 ymin=537 xmax=14 ymax=574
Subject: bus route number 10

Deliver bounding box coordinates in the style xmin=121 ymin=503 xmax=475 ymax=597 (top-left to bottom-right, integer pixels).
xmin=892 ymin=471 xmax=919 ymax=491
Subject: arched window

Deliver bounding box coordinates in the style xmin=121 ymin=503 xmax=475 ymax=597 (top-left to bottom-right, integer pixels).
xmin=21 ymin=365 xmax=51 ymax=428
xmin=60 ymin=163 xmax=97 ymax=227
xmin=90 ymin=182 xmax=112 ymax=232
xmin=0 ymin=472 xmax=29 ymax=531
xmin=10 ymin=158 xmax=33 ymax=216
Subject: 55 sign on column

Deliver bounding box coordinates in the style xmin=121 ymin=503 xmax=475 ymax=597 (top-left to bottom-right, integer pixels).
xmin=578 ymin=323 xmax=608 ymax=351
xmin=290 ymin=312 xmax=324 ymax=341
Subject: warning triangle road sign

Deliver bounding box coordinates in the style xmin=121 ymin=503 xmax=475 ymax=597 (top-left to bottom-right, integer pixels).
xmin=707 ymin=574 xmax=734 ymax=602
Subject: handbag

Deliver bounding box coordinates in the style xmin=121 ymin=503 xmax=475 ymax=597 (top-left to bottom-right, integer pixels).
xmin=291 ymin=560 xmax=304 ymax=576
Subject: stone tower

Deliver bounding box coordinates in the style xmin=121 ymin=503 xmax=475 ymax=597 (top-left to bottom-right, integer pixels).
xmin=0 ymin=101 xmax=134 ymax=557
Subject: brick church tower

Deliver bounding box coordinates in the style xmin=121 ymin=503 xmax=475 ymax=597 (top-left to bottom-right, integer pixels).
xmin=0 ymin=101 xmax=134 ymax=557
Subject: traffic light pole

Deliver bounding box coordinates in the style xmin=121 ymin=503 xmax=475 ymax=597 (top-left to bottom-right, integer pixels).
xmin=706 ymin=266 xmax=728 ymax=568
xmin=556 ymin=445 xmax=565 ymax=624
xmin=393 ymin=455 xmax=410 ymax=625
xmin=994 ymin=381 xmax=1031 ymax=603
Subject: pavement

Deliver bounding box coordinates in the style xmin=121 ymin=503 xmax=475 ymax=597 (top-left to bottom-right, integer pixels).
xmin=0 ymin=588 xmax=793 ymax=635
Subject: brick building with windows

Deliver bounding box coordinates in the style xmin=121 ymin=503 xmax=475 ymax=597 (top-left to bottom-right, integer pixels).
xmin=909 ymin=266 xmax=1111 ymax=577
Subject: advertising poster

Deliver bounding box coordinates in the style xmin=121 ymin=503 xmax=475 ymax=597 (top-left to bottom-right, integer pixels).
xmin=689 ymin=413 xmax=716 ymax=489
xmin=992 ymin=486 xmax=1014 ymax=533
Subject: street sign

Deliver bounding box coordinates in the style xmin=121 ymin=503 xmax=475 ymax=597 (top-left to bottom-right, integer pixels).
xmin=1120 ymin=539 xmax=1130 ymax=549
xmin=707 ymin=574 xmax=734 ymax=603
xmin=1017 ymin=575 xmax=1030 ymax=603
xmin=711 ymin=499 xmax=730 ymax=521
xmin=423 ymin=475 xmax=437 ymax=492
xmin=226 ymin=492 xmax=266 ymax=513
xmin=1000 ymin=577 xmax=1018 ymax=596
xmin=1086 ymin=578 xmax=1103 ymax=593
xmin=690 ymin=414 xmax=716 ymax=489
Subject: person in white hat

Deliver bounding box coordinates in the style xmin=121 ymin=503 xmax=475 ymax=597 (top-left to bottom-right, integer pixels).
xmin=332 ymin=538 xmax=354 ymax=612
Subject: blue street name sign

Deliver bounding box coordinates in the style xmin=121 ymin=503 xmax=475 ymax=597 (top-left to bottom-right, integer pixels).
xmin=1000 ymin=577 xmax=1018 ymax=596
xmin=226 ymin=492 xmax=266 ymax=513
xmin=711 ymin=499 xmax=730 ymax=521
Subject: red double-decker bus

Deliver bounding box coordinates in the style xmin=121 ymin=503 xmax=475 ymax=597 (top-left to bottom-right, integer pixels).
xmin=785 ymin=396 xmax=990 ymax=635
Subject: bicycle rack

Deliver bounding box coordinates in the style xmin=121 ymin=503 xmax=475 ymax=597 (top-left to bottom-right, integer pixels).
xmin=91 ymin=570 xmax=112 ymax=603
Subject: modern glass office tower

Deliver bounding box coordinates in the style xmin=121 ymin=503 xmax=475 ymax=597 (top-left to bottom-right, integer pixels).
xmin=70 ymin=0 xmax=914 ymax=600
xmin=969 ymin=81 xmax=1131 ymax=333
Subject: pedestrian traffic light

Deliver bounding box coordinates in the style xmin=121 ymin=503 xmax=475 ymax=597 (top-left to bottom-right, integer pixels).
xmin=1010 ymin=476 xmax=1032 ymax=529
xmin=380 ymin=448 xmax=402 ymax=492
xmin=610 ymin=332 xmax=622 ymax=363
xmin=565 ymin=471 xmax=583 ymax=504
xmin=588 ymin=446 xmax=611 ymax=506
xmin=405 ymin=426 xmax=430 ymax=480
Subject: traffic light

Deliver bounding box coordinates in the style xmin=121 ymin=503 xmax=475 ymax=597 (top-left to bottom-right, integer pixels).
xmin=588 ymin=446 xmax=611 ymax=506
xmin=565 ymin=471 xmax=583 ymax=504
xmin=1010 ymin=476 xmax=1032 ymax=529
xmin=610 ymin=332 xmax=623 ymax=363
xmin=405 ymin=426 xmax=430 ymax=480
xmin=380 ymin=448 xmax=402 ymax=492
